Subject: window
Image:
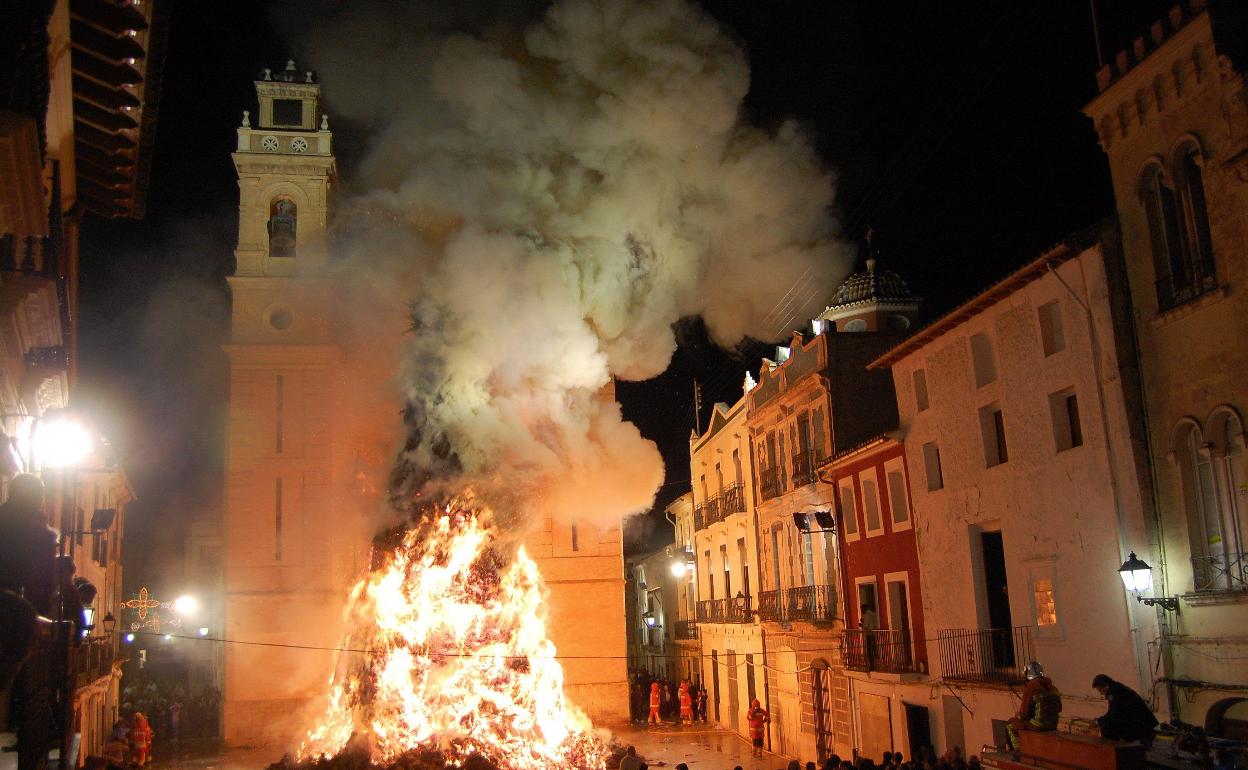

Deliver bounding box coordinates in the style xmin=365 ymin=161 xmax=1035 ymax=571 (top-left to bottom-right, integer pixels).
xmin=1143 ymin=142 xmax=1218 ymax=311
xmin=272 ymin=98 xmax=304 ymax=127
xmin=1033 ymin=577 xmax=1057 ymax=626
xmin=913 ymin=368 xmax=930 ymax=412
xmin=1038 ymin=301 xmax=1065 ymax=356
xmin=1180 ymin=413 xmax=1248 ymax=591
xmin=268 ymin=198 xmax=297 ymax=258
xmin=980 ymin=403 xmax=1008 ymax=467
xmin=274 ymin=477 xmax=283 ymax=561
xmin=860 ymin=471 xmax=884 ymax=536
xmin=884 ymin=457 xmax=911 ymax=529
xmin=732 ymin=449 xmax=742 ymax=485
xmin=838 ymin=477 xmax=859 ymax=541
xmin=970 ymin=333 xmax=997 ymax=387
xmin=1049 ymin=389 xmax=1084 ymax=452
xmin=571 ymin=522 xmax=579 ymax=552
xmin=705 ymin=550 xmax=715 ymax=599
xmin=922 ymin=442 xmax=944 ymax=491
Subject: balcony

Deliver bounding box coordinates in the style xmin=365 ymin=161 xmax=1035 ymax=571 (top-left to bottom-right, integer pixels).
xmin=937 ymin=626 xmax=1033 ymax=685
xmin=756 ymin=584 xmax=837 ymax=624
xmin=73 ymin=637 xmax=118 ymax=689
xmin=791 ymin=451 xmax=818 ymax=488
xmin=843 ymin=629 xmax=919 ymax=674
xmin=674 ymin=619 xmax=699 ymax=640
xmin=759 ymin=466 xmax=787 ymax=501
xmin=720 ymin=481 xmax=746 ymax=515
xmin=1191 ymin=552 xmax=1248 ymax=593
xmin=696 ymin=596 xmax=754 ymax=624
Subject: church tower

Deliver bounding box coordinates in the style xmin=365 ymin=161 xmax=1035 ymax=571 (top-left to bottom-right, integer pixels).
xmin=222 ymin=60 xmax=342 ymax=746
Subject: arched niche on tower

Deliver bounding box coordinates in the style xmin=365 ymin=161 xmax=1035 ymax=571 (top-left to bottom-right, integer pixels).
xmin=257 ymin=181 xmax=319 ymax=275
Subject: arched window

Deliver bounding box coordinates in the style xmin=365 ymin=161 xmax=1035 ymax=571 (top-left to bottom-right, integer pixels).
xmin=1175 ymin=141 xmax=1216 ymax=290
xmin=268 ymin=197 xmax=297 ymax=258
xmin=1140 ymin=163 xmax=1185 ymax=310
xmin=1176 ymin=422 xmax=1230 ymax=590
xmin=1207 ymin=409 xmax=1247 ymax=590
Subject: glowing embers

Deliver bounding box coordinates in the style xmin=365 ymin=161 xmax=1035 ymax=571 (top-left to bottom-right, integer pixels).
xmin=299 ymin=494 xmax=606 ymax=770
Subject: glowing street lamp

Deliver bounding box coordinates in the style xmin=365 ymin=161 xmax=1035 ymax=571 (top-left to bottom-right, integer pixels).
xmin=32 ymin=415 xmax=94 ymax=469
xmin=1118 ymin=551 xmax=1179 ymax=612
xmin=172 ymin=595 xmax=199 ymax=616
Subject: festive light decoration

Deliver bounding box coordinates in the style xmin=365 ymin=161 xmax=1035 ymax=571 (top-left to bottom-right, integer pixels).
xmin=123 ymin=587 xmax=186 ymax=633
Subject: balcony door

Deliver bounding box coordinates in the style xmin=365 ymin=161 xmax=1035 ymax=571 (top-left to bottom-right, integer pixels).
xmin=980 ymin=530 xmax=1015 ymax=666
xmin=727 ymin=650 xmax=740 ymax=732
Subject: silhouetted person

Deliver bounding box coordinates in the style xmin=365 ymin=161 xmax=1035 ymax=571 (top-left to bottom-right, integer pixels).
xmin=0 ymin=474 xmax=56 ymax=770
xmin=1092 ymin=674 xmax=1157 ymax=744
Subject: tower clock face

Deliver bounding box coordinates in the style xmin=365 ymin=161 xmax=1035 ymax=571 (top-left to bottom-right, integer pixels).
xmin=290 ymin=137 xmax=309 ymax=153
xmin=261 ymin=135 xmax=279 ymax=151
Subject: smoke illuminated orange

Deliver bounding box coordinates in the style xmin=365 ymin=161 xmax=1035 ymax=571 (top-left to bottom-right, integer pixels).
xmin=298 ymin=494 xmax=607 ymax=769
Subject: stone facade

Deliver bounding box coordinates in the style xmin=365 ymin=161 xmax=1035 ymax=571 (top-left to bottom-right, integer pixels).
xmin=1083 ymin=0 xmax=1248 ymax=733
xmin=871 ymin=232 xmax=1158 ymax=754
xmin=222 ymin=65 xmax=350 ymax=747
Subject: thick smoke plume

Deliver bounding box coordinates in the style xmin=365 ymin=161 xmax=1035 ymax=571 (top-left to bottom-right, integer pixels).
xmin=293 ymin=0 xmax=851 ymax=528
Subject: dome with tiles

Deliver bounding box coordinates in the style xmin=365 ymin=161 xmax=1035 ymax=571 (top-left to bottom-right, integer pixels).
xmin=830 ymin=259 xmax=919 ymax=307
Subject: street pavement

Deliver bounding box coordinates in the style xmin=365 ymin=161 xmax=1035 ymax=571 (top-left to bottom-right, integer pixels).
xmin=138 ymin=723 xmax=794 ymax=770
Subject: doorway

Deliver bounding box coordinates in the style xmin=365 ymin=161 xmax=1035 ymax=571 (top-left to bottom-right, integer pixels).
xmin=727 ymin=650 xmax=740 ymax=733
xmin=812 ymin=659 xmax=835 ymax=762
xmin=980 ymin=531 xmax=1014 ymax=666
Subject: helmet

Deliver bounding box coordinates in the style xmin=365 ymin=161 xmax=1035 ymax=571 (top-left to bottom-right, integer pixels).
xmin=1024 ymin=661 xmax=1045 ymax=680
xmin=751 ymin=698 xmax=761 ymax=708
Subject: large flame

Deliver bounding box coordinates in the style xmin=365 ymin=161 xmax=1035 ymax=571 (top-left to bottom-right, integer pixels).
xmin=299 ymin=494 xmax=607 ymax=769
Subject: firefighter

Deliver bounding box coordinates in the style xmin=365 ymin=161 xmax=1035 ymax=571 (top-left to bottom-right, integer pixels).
xmin=1006 ymin=661 xmax=1062 ymax=753
xmin=679 ymin=679 xmax=693 ymax=726
xmin=130 ymin=711 xmax=154 ymax=767
xmin=746 ymin=698 xmax=770 ymax=757
xmin=647 ymin=681 xmax=662 ymax=726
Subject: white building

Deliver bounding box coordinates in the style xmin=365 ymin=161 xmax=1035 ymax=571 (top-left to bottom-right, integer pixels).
xmin=871 ymin=228 xmax=1160 ymax=753
xmin=690 ymin=393 xmax=764 ymax=743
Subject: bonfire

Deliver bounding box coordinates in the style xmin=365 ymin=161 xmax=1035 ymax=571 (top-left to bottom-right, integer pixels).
xmin=292 ymin=494 xmax=609 ymax=770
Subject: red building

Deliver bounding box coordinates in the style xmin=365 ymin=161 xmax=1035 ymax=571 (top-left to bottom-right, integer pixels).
xmin=820 ymin=436 xmax=926 ymax=678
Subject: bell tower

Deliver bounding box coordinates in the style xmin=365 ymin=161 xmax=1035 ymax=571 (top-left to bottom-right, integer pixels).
xmin=222 ymin=60 xmax=342 ymax=746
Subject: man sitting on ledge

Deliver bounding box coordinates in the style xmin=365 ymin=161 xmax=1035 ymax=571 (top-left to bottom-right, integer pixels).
xmin=1093 ymin=673 xmax=1158 ymax=746
xmin=1007 ymin=660 xmax=1063 ymax=753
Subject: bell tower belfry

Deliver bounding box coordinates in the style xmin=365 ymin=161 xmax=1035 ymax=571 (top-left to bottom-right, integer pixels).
xmin=222 ymin=60 xmax=342 ymax=747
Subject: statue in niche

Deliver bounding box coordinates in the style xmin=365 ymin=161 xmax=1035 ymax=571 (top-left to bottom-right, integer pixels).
xmin=268 ymin=198 xmax=297 ymax=258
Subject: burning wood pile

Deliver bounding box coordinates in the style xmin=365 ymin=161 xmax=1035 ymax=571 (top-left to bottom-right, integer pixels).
xmin=291 ymin=495 xmax=609 ymax=770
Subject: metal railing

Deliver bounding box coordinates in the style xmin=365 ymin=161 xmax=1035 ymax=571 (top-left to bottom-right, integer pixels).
xmin=73 ymin=637 xmax=117 ymax=689
xmin=843 ymin=629 xmax=918 ymax=673
xmin=759 ymin=466 xmax=787 ymax=501
xmin=937 ymin=626 xmax=1033 ymax=685
xmin=1156 ymin=267 xmax=1218 ymax=313
xmin=674 ymin=619 xmax=699 ymax=640
xmin=756 ymin=584 xmax=837 ymax=624
xmin=721 ymin=481 xmax=746 ymax=514
xmin=696 ymin=597 xmax=754 ymax=624
xmin=791 ymin=451 xmax=818 ymax=488
xmin=1192 ymin=552 xmax=1248 ymax=592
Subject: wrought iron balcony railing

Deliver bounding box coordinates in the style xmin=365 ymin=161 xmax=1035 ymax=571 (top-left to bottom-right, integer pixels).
xmin=696 ymin=597 xmax=754 ymax=624
xmin=1191 ymin=552 xmax=1248 ymax=592
xmin=674 ymin=619 xmax=699 ymax=640
xmin=721 ymin=481 xmax=746 ymax=514
xmin=759 ymin=466 xmax=787 ymax=501
xmin=937 ymin=626 xmax=1033 ymax=685
xmin=756 ymin=584 xmax=837 ymax=624
xmin=791 ymin=450 xmax=818 ymax=488
xmin=74 ymin=637 xmax=118 ymax=689
xmin=843 ymin=628 xmax=918 ymax=674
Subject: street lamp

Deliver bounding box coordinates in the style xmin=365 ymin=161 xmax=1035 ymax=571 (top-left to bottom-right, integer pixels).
xmin=643 ymin=611 xmax=657 ymax=628
xmin=32 ymin=414 xmax=94 ymax=469
xmin=1118 ymin=552 xmax=1179 ymax=612
xmin=172 ymin=595 xmax=199 ymax=616
xmin=102 ymin=612 xmax=116 ymax=636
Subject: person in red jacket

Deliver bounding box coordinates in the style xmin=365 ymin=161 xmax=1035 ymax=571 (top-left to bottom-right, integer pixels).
xmin=647 ymin=681 xmax=662 ymax=726
xmin=746 ymin=698 xmax=770 ymax=757
xmin=678 ymin=679 xmax=693 ymax=726
xmin=130 ymin=712 xmax=154 ymax=767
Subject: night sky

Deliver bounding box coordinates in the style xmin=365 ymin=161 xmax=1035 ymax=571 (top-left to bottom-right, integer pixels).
xmin=75 ymin=0 xmax=1182 ymax=584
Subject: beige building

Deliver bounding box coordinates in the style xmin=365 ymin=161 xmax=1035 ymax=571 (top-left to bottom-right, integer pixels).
xmin=2 ymin=0 xmax=160 ymax=762
xmin=1084 ymin=0 xmax=1248 ymax=734
xmin=222 ymin=62 xmax=351 ymax=746
xmin=666 ymin=492 xmax=701 ymax=687
xmin=522 ymin=385 xmax=629 ymax=725
xmin=872 ymin=230 xmax=1160 ymax=753
xmin=690 ymin=394 xmax=763 ymax=742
